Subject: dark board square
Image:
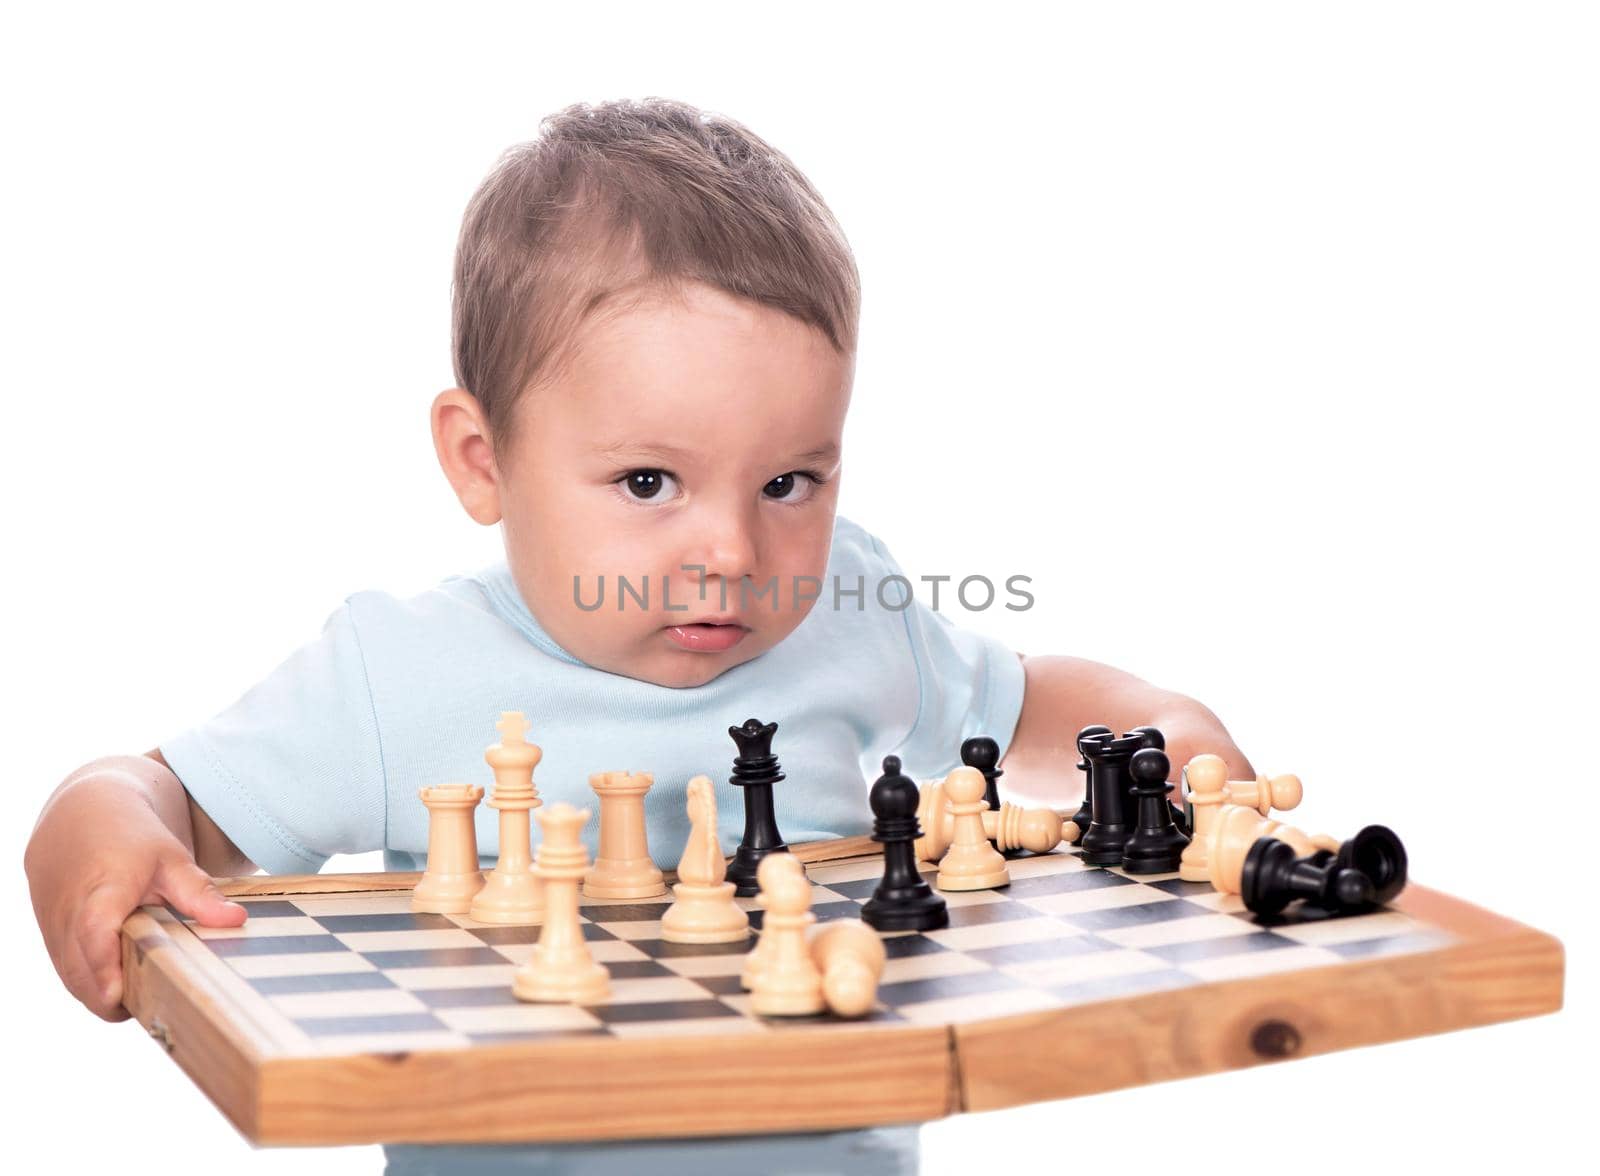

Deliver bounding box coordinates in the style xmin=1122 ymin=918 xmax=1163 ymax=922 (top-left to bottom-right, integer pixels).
xmin=944 ymin=901 xmax=1051 ymax=928
xmin=695 ymin=974 xmax=747 ymax=997
xmin=882 ymin=934 xmax=953 ymax=960
xmin=1003 ymin=869 xmax=1135 ymax=899
xmin=824 ymin=877 xmax=884 ymax=901
xmin=1145 ymin=877 xmax=1218 ymax=898
xmin=877 ymin=969 xmax=1021 ymax=1007
xmin=295 ymin=1012 xmax=448 ymax=1037
xmin=604 ymin=959 xmax=677 ymax=980
xmin=628 ymin=937 xmax=753 ymax=960
xmin=468 ymin=925 xmax=543 ymax=946
xmin=966 ymin=933 xmax=1120 ymax=968
xmin=1047 ymin=967 xmax=1196 ymax=1004
xmin=748 ymin=900 xmax=859 ymax=932
xmin=468 ymin=1029 xmax=609 ymax=1046
xmin=1327 ymin=932 xmax=1449 ymax=961
xmin=228 ymin=900 xmax=305 ymax=919
xmin=411 ymin=986 xmax=525 ymax=1010
xmin=207 ymin=934 xmax=345 ymax=958
xmin=589 ymin=998 xmax=740 ymax=1025
xmin=312 ymin=913 xmax=456 ymax=934
xmin=581 ymin=902 xmax=671 ymax=922
xmin=1060 ymin=898 xmax=1212 ymax=933
xmin=249 ymin=971 xmax=398 ymax=996
xmin=361 ymin=947 xmax=509 ymax=970
xmin=1142 ymin=931 xmax=1300 ymax=964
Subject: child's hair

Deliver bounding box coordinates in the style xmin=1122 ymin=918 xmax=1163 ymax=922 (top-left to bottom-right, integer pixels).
xmin=452 ymin=97 xmax=861 ymax=448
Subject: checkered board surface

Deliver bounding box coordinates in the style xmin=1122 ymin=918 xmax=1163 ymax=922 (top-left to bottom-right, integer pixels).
xmin=168 ymin=847 xmax=1452 ymax=1058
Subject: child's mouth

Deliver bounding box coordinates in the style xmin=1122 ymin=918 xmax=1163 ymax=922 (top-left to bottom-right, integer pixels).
xmin=664 ymin=622 xmax=750 ymax=653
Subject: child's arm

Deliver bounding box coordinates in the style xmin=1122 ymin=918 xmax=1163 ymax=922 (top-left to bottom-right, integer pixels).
xmin=999 ymin=654 xmax=1253 ymax=808
xmin=24 ymin=753 xmax=250 ymax=1021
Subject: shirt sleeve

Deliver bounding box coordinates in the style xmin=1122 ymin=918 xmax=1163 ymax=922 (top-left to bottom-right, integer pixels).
xmin=159 ymin=602 xmax=387 ymax=875
xmin=856 ymin=527 xmax=1028 ymax=780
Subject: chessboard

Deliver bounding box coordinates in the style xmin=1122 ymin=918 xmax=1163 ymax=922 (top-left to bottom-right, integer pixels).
xmin=120 ymin=833 xmax=1564 ymax=1146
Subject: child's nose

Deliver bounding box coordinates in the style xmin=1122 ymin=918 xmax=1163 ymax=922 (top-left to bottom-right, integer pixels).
xmin=686 ymin=511 xmax=759 ymax=586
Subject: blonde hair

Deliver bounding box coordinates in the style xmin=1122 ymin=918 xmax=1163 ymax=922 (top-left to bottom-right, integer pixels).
xmin=451 ymin=97 xmax=861 ymax=447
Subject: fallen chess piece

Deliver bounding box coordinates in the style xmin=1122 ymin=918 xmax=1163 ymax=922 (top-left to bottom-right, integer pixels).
xmin=808 ymin=920 xmax=886 ymax=1018
xmin=749 ymin=853 xmax=825 ymax=1017
xmin=661 ymin=775 xmax=750 ymax=944
xmin=1180 ymin=754 xmax=1307 ymax=883
xmin=914 ymin=778 xmax=1065 ymax=862
xmin=1206 ymin=805 xmax=1342 ymax=897
xmin=412 ymin=782 xmax=486 ymax=914
xmin=513 ymin=803 xmax=610 ymax=1004
xmin=1241 ymin=824 xmax=1408 ymax=917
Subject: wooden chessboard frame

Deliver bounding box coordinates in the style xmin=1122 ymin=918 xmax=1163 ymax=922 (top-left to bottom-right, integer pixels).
xmin=119 ymin=833 xmax=1565 ymax=1146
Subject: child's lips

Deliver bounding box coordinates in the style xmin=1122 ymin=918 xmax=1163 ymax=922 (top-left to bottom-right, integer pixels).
xmin=664 ymin=621 xmax=750 ymax=653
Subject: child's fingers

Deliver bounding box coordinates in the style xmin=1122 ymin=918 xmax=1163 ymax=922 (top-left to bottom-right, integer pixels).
xmin=74 ymin=885 xmax=136 ymax=1021
xmin=154 ymin=854 xmax=247 ymax=928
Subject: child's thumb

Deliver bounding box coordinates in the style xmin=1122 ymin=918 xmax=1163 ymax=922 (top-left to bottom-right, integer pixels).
xmin=155 ymin=855 xmax=247 ymax=928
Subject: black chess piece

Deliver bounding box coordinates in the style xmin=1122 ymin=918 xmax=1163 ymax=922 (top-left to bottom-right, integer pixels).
xmin=1240 ymin=840 xmax=1372 ymax=917
xmin=1069 ymin=724 xmax=1112 ymax=846
xmin=861 ymin=755 xmax=949 ymax=932
xmin=1335 ymin=825 xmax=1408 ymax=905
xmin=1079 ymin=730 xmax=1145 ymax=865
xmin=724 ymin=718 xmax=798 ymax=897
xmin=960 ymin=736 xmax=1004 ymax=811
xmin=1121 ymin=725 xmax=1189 ymax=835
xmin=1121 ymin=748 xmax=1191 ymax=874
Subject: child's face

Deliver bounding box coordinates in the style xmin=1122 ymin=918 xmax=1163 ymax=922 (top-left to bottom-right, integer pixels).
xmin=486 ymin=282 xmax=851 ymax=688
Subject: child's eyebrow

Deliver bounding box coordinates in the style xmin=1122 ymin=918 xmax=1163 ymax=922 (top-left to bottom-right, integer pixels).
xmin=592 ymin=441 xmax=840 ymax=465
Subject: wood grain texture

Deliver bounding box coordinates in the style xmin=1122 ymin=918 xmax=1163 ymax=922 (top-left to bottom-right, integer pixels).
xmin=953 ymin=882 xmax=1565 ymax=1111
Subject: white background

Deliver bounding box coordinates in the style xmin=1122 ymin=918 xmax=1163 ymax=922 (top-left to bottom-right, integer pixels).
xmin=3 ymin=2 xmax=1593 ymax=1172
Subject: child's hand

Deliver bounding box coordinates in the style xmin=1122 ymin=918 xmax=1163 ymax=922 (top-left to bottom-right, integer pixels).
xmin=25 ymin=757 xmax=247 ymax=1021
xmin=1155 ymin=706 xmax=1254 ymax=786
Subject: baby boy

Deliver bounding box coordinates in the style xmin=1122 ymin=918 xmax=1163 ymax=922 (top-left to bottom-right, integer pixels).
xmin=26 ymin=98 xmax=1251 ymax=1175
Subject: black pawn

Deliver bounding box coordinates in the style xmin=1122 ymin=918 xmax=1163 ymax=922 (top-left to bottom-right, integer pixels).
xmin=1240 ymin=839 xmax=1373 ymax=917
xmin=1069 ymin=724 xmax=1111 ymax=845
xmin=1079 ymin=730 xmax=1143 ymax=865
xmin=724 ymin=718 xmax=797 ymax=897
xmin=861 ymin=756 xmax=949 ymax=932
xmin=960 ymin=736 xmax=1004 ymax=811
xmin=1335 ymin=825 xmax=1408 ymax=905
xmin=1121 ymin=748 xmax=1190 ymax=874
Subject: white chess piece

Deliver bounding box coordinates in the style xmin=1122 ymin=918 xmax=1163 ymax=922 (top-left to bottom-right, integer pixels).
xmin=584 ymin=770 xmax=667 ymax=899
xmin=935 ymin=767 xmax=1010 ymax=890
xmin=512 ymin=803 xmax=609 ymax=1004
xmin=749 ymin=853 xmax=825 ymax=1016
xmin=412 ymin=783 xmax=485 ymax=913
xmin=661 ymin=776 xmax=750 ymax=944
xmin=470 ymin=712 xmax=545 ymax=924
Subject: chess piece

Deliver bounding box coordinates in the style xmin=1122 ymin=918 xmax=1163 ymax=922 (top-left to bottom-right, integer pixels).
xmin=739 ymin=886 xmax=776 ymax=991
xmin=1079 ymin=729 xmax=1141 ymax=865
xmin=513 ymin=803 xmax=609 ymax=1003
xmin=1069 ymin=724 xmax=1112 ymax=845
xmin=1121 ymin=748 xmax=1190 ymax=874
xmin=914 ymin=780 xmax=1064 ymax=862
xmin=1181 ymin=756 xmax=1306 ymax=881
xmin=469 ymin=712 xmax=545 ymax=924
xmin=862 ymin=756 xmax=948 ymax=933
xmin=583 ymin=770 xmax=667 ymax=900
xmin=412 ymin=782 xmax=486 ymax=913
xmin=1239 ymin=824 xmax=1406 ymax=918
xmin=809 ymin=920 xmax=887 ymax=1018
xmin=960 ymin=735 xmax=1004 ymax=811
xmin=1206 ymin=805 xmax=1341 ymax=896
xmin=935 ymin=767 xmax=1010 ymax=890
xmin=661 ymin=775 xmax=750 ymax=944
xmin=725 ymin=719 xmax=799 ymax=897
xmin=749 ymin=853 xmax=825 ymax=1017
xmin=1179 ymin=754 xmax=1229 ymax=882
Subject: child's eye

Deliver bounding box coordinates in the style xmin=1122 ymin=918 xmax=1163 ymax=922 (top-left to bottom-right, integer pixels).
xmin=762 ymin=471 xmax=823 ymax=504
xmin=616 ymin=469 xmax=680 ymax=503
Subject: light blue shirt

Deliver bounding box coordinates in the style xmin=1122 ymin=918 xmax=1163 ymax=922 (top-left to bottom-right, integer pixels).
xmin=162 ymin=515 xmax=1027 ymax=876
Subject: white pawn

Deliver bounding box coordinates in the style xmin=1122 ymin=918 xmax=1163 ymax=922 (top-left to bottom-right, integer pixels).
xmin=809 ymin=920 xmax=887 ymax=1019
xmin=661 ymin=776 xmax=750 ymax=944
xmin=935 ymin=767 xmax=1010 ymax=891
xmin=513 ymin=803 xmax=609 ymax=1004
xmin=749 ymin=853 xmax=825 ymax=1017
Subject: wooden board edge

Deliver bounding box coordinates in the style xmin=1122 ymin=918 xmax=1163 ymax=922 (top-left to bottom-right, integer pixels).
xmin=120 ymin=910 xmax=266 ymax=1139
xmin=953 ymin=916 xmax=1565 ymax=1113
xmin=248 ymin=1022 xmax=955 ymax=1145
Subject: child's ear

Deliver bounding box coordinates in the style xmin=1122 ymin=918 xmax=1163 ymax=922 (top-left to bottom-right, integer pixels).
xmin=431 ymin=389 xmax=503 ymax=526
